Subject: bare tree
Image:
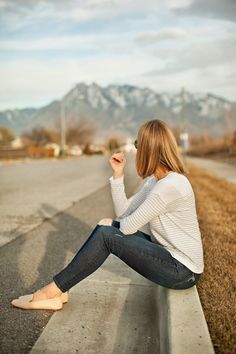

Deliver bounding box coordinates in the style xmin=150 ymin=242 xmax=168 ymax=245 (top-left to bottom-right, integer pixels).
xmin=170 ymin=125 xmax=181 ymax=145
xmin=66 ymin=114 xmax=97 ymax=146
xmin=0 ymin=126 xmax=15 ymax=146
xmin=102 ymin=130 xmax=127 ymax=152
xmin=21 ymin=126 xmax=59 ymax=146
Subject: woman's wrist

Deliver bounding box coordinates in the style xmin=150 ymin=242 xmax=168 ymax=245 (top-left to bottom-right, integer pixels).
xmin=113 ymin=172 xmax=124 ymax=179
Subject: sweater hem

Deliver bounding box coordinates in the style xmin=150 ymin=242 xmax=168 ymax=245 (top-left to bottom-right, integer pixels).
xmin=168 ymin=250 xmax=204 ymax=274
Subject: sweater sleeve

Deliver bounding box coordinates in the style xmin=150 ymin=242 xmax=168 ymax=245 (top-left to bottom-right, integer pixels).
xmin=109 ymin=175 xmax=151 ymax=218
xmin=119 ymin=191 xmax=167 ymax=235
xmin=109 ymin=175 xmax=137 ymax=218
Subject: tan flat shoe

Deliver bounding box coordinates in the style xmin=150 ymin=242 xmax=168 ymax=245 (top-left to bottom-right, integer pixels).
xmin=11 ymin=296 xmax=63 ymax=310
xmin=18 ymin=291 xmax=69 ymax=304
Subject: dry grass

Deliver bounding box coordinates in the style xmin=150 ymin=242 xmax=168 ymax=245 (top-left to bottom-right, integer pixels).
xmin=187 ymin=163 xmax=236 ymax=354
xmin=187 ymin=140 xmax=229 ymax=157
xmin=187 ymin=133 xmax=236 ymax=164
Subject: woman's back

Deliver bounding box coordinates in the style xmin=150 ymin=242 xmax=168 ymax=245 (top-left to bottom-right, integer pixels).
xmin=110 ymin=172 xmax=204 ymax=273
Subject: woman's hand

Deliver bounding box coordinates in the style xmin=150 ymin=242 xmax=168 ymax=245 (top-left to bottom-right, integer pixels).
xmin=98 ymin=218 xmax=113 ymax=226
xmin=109 ymin=151 xmax=126 ymax=176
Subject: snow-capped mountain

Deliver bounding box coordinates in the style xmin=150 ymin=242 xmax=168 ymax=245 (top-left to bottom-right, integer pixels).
xmin=0 ymin=83 xmax=235 ymax=137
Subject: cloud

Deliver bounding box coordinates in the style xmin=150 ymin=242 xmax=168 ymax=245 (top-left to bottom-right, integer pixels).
xmin=140 ymin=64 xmax=236 ymax=102
xmin=0 ymin=34 xmax=113 ymax=51
xmin=0 ymin=52 xmax=161 ymax=109
xmin=135 ymin=28 xmax=186 ymax=44
xmin=0 ymin=0 xmax=157 ymax=37
xmin=0 ymin=0 xmax=235 ymax=108
xmin=173 ymin=0 xmax=236 ymax=22
xmin=139 ymin=35 xmax=236 ymax=100
xmin=0 ymin=0 xmax=74 ymax=9
xmin=1 ymin=0 xmax=186 ymax=35
xmin=145 ymin=37 xmax=236 ymax=75
xmin=0 ymin=1 xmax=111 ymax=35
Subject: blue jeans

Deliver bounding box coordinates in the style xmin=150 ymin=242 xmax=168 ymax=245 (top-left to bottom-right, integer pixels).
xmin=53 ymin=221 xmax=201 ymax=292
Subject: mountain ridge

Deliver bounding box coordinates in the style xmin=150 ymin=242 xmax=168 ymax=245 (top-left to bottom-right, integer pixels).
xmin=0 ymin=83 xmax=235 ymax=137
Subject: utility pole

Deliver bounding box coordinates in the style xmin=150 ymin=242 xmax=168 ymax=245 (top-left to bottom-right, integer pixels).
xmin=181 ymin=87 xmax=186 ymax=133
xmin=60 ymin=99 xmax=66 ymax=156
xmin=179 ymin=87 xmax=189 ymax=164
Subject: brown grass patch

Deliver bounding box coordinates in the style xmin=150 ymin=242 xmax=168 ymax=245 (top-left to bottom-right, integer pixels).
xmin=187 ymin=163 xmax=236 ymax=354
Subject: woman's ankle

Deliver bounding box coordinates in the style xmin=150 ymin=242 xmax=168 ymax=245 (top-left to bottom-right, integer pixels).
xmin=32 ymin=282 xmax=62 ymax=301
xmin=41 ymin=282 xmax=62 ymax=298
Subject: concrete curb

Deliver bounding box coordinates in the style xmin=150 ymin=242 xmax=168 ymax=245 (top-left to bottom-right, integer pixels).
xmin=157 ymin=285 xmax=215 ymax=354
xmin=138 ymin=166 xmax=215 ymax=353
xmin=30 ymin=159 xmax=216 ymax=353
xmin=30 ymin=255 xmax=159 ymax=353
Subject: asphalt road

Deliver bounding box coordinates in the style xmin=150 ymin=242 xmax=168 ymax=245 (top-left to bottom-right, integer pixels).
xmin=0 ymin=154 xmax=132 ymax=247
xmin=2 ymin=153 xmax=230 ymax=353
xmin=186 ymin=156 xmax=236 ymax=184
xmin=0 ymin=152 xmax=144 ymax=354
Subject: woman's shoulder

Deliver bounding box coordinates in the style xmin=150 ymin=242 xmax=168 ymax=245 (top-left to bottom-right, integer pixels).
xmin=171 ymin=172 xmax=193 ymax=188
xmin=144 ymin=174 xmax=157 ymax=185
xmin=152 ymin=172 xmax=193 ymax=200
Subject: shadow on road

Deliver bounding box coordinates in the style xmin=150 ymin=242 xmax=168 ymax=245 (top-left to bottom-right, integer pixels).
xmin=0 ymin=162 xmax=157 ymax=353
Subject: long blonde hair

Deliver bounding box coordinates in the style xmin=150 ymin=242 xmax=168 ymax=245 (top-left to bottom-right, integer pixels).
xmin=135 ymin=119 xmax=187 ymax=179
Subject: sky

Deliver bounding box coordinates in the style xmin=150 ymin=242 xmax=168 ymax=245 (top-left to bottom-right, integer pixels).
xmin=0 ymin=0 xmax=235 ymax=110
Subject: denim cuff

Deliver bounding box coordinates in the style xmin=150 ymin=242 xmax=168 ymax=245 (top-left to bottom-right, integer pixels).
xmin=111 ymin=220 xmax=120 ymax=228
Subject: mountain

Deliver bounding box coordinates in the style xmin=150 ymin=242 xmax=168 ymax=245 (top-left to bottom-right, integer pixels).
xmin=0 ymin=83 xmax=235 ymax=137
xmin=0 ymin=108 xmax=37 ymax=134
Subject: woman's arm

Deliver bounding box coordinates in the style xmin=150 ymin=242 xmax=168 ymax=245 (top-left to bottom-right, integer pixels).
xmin=118 ymin=182 xmax=182 ymax=235
xmin=108 ymin=151 xmax=154 ymax=219
xmin=119 ymin=191 xmax=167 ymax=235
xmin=109 ymin=174 xmax=134 ymax=217
xmin=109 ymin=174 xmax=153 ymax=218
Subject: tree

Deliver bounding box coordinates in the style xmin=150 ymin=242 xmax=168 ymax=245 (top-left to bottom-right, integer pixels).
xmin=107 ymin=137 xmax=119 ymax=152
xmin=0 ymin=126 xmax=15 ymax=146
xmin=66 ymin=115 xmax=97 ymax=146
xmin=103 ymin=131 xmax=128 ymax=153
xmin=21 ymin=126 xmax=59 ymax=146
xmin=170 ymin=125 xmax=181 ymax=145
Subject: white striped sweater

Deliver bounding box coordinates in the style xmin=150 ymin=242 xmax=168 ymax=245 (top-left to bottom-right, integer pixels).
xmin=109 ymin=172 xmax=204 ymax=274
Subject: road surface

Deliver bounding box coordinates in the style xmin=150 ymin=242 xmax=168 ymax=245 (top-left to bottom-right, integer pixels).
xmin=1 ymin=153 xmax=160 ymax=354
xmin=0 ymin=154 xmax=129 ymax=247
xmin=186 ymin=156 xmax=236 ymax=184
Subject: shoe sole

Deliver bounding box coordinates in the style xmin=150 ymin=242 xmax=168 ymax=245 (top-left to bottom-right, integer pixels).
xmin=18 ymin=292 xmax=68 ymax=304
xmin=11 ymin=297 xmax=63 ymax=310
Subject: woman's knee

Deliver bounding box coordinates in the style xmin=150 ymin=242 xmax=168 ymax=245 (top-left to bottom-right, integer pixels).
xmin=94 ymin=225 xmax=120 ymax=241
xmin=96 ymin=224 xmax=114 ymax=234
xmin=94 ymin=224 xmax=110 ymax=235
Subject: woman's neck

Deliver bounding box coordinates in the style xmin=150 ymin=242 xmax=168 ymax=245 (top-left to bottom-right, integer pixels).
xmin=154 ymin=168 xmax=173 ymax=180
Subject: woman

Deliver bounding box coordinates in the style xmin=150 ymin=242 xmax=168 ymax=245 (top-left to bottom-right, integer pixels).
xmin=11 ymin=119 xmax=204 ymax=310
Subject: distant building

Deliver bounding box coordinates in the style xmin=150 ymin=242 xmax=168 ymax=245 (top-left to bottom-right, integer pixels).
xmin=11 ymin=137 xmax=24 ymax=148
xmin=180 ymin=132 xmax=189 ymax=150
xmin=45 ymin=143 xmax=61 ymax=157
